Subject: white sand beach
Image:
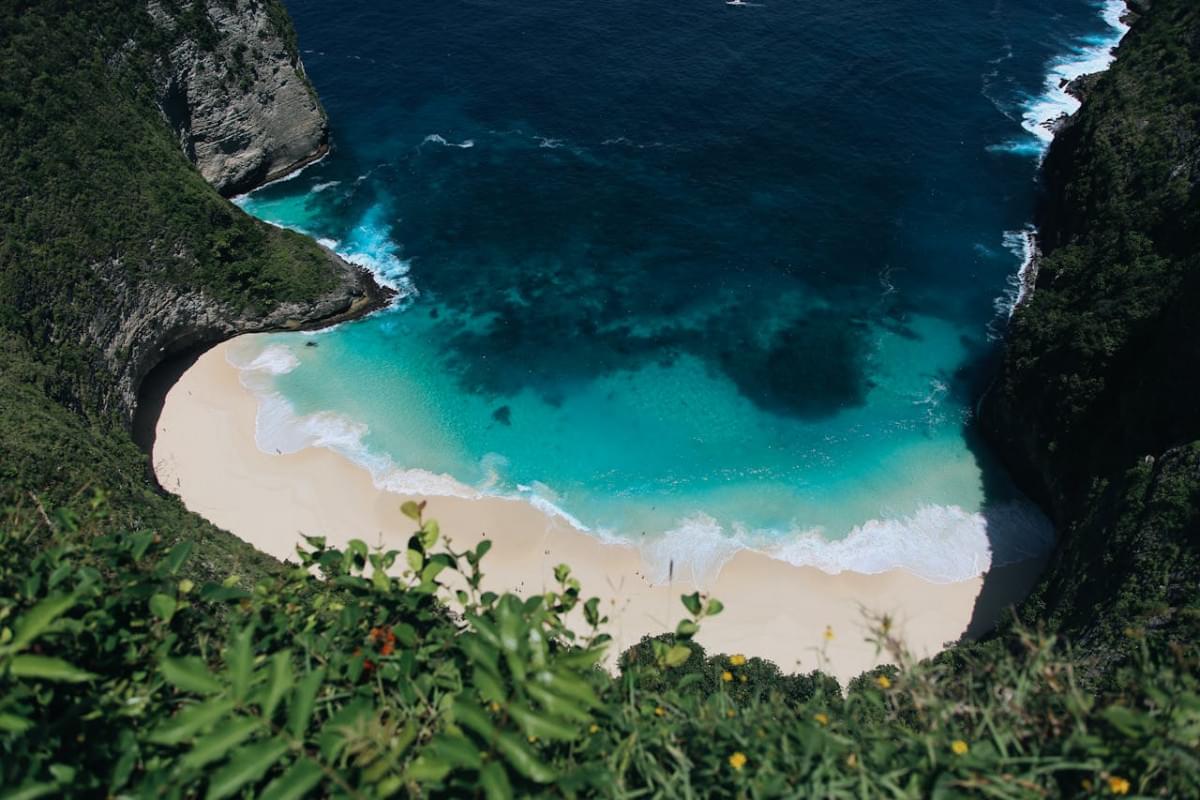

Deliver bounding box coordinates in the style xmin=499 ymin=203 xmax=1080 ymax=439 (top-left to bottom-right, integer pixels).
xmin=152 ymin=337 xmax=1046 ymax=682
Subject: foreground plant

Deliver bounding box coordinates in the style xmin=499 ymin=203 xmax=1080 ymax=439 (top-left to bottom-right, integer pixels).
xmin=1 ymin=492 xmax=1198 ymax=798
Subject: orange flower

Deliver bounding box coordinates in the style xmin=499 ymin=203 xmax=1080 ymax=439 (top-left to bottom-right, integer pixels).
xmin=1107 ymin=776 xmax=1130 ymax=795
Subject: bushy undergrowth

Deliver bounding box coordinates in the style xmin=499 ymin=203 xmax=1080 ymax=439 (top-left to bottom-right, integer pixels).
xmin=2 ymin=494 xmax=1197 ymax=799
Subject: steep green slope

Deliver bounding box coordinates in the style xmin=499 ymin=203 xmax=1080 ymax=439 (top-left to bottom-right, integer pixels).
xmin=0 ymin=0 xmax=383 ymax=586
xmin=982 ymin=0 xmax=1200 ymax=665
xmin=0 ymin=0 xmax=382 ymax=424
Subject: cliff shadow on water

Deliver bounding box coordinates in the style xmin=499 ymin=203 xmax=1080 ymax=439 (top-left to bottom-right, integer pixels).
xmin=956 ymin=343 xmax=1052 ymax=644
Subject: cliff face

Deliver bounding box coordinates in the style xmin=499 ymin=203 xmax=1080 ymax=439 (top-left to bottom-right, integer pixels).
xmin=982 ymin=0 xmax=1200 ymax=662
xmin=0 ymin=0 xmax=387 ymax=426
xmin=150 ymin=0 xmax=330 ymax=197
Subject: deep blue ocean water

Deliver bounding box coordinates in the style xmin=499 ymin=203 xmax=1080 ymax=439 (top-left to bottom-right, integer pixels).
xmin=231 ymin=0 xmax=1128 ymax=584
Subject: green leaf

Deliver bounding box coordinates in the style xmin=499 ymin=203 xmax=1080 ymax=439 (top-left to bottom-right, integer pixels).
xmin=1103 ymin=704 xmax=1148 ymax=738
xmin=674 ymin=619 xmax=698 ymax=639
xmin=681 ymin=592 xmax=702 ymax=617
xmin=420 ymin=519 xmax=440 ymax=549
xmin=537 ymin=670 xmax=599 ymax=708
xmin=257 ymin=758 xmax=324 ymax=800
xmin=507 ymin=702 xmax=579 ymax=741
xmin=453 ymin=699 xmax=498 ymax=740
xmin=664 ymin=645 xmax=692 ymax=668
xmin=430 ymin=733 xmax=483 ymax=769
xmin=149 ymin=593 xmax=177 ymax=623
xmin=161 ymin=657 xmax=223 ymax=695
xmin=406 ymin=548 xmax=424 ymax=573
xmin=583 ymin=598 xmax=601 ymax=627
xmin=47 ymin=765 xmax=75 ymax=784
xmin=164 ymin=541 xmax=194 ymax=575
xmin=0 ymin=782 xmax=59 ymax=800
xmin=479 ymin=762 xmax=513 ymax=800
xmin=476 ymin=539 xmax=493 ymax=559
xmin=526 ymin=683 xmax=591 ymax=722
xmin=261 ymin=651 xmax=294 ymax=719
xmin=179 ymin=717 xmax=259 ymax=770
xmin=288 ymin=668 xmax=326 ymax=739
xmin=553 ymin=564 xmax=571 ymax=583
xmin=205 ymin=737 xmax=289 ymax=800
xmin=128 ymin=532 xmax=155 ymax=561
xmin=225 ymin=626 xmax=254 ymax=702
xmin=401 ymin=500 xmax=424 ymax=521
xmin=421 ymin=560 xmax=447 ymax=584
xmin=405 ymin=754 xmax=452 ymax=783
xmin=0 ymin=713 xmax=32 ymax=733
xmin=495 ymin=731 xmax=555 ymax=784
xmin=148 ymin=698 xmax=237 ymax=745
xmin=9 ymin=655 xmax=95 ymax=683
xmin=705 ymin=598 xmax=725 ymax=616
xmin=9 ymin=593 xmax=76 ymax=651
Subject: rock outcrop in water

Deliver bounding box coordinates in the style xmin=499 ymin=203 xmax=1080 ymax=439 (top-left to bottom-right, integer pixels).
xmin=981 ymin=0 xmax=1200 ymax=668
xmin=150 ymin=0 xmax=330 ymax=197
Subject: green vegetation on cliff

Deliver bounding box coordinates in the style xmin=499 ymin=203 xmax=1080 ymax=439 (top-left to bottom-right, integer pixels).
xmin=1 ymin=0 xmax=1198 ymax=796
xmin=981 ymin=0 xmax=1200 ymax=667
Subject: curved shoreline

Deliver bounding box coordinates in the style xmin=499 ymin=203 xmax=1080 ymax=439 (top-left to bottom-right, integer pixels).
xmin=153 ymin=337 xmax=1047 ymax=682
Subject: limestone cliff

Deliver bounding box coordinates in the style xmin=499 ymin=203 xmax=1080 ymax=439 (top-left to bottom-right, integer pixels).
xmin=150 ymin=0 xmax=330 ymax=197
xmin=0 ymin=0 xmax=388 ymax=427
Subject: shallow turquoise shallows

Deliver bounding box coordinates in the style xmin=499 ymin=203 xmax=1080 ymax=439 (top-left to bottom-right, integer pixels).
xmin=230 ymin=0 xmax=1129 ymax=584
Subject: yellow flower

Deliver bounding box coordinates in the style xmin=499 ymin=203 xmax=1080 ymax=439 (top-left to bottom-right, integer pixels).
xmin=876 ymin=675 xmax=892 ymax=690
xmin=726 ymin=709 xmax=736 ymax=718
xmin=814 ymin=712 xmax=829 ymax=727
xmin=823 ymin=625 xmax=834 ymax=641
xmin=588 ymin=723 xmax=600 ymax=734
xmin=845 ymin=752 xmax=857 ymax=768
xmin=728 ymin=752 xmax=747 ymax=771
xmin=729 ymin=653 xmax=747 ymax=666
xmin=1107 ymin=776 xmax=1130 ymax=795
xmin=721 ymin=670 xmax=733 ymax=682
xmin=489 ymin=701 xmax=501 ymax=713
xmin=951 ymin=740 xmax=969 ymax=756
xmin=654 ymin=706 xmax=666 ymax=717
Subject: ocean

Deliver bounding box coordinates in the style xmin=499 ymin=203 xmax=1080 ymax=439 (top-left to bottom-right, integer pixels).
xmin=230 ymin=0 xmax=1129 ymax=584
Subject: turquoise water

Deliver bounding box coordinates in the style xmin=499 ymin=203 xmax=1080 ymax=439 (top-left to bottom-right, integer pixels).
xmin=230 ymin=0 xmax=1129 ymax=584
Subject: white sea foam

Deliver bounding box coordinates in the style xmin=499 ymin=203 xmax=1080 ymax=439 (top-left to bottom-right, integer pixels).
xmin=630 ymin=502 xmax=1054 ymax=588
xmin=988 ymin=226 xmax=1038 ymax=339
xmin=311 ymin=180 xmax=342 ymax=193
xmin=335 ymin=204 xmax=417 ymax=297
xmin=229 ymin=343 xmax=1056 ymax=587
xmin=229 ymin=149 xmax=330 ymax=200
xmin=423 ymin=134 xmax=475 ymax=149
xmin=640 ymin=513 xmax=746 ymax=586
xmin=1021 ymin=0 xmax=1130 ymax=150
